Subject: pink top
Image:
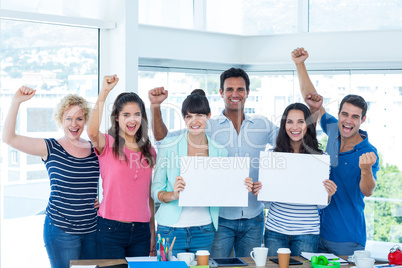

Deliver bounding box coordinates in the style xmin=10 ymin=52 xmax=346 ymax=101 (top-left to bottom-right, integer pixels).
xmin=95 ymin=133 xmax=156 ymax=222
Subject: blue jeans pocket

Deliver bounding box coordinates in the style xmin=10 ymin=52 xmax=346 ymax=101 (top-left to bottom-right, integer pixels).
xmin=255 ymin=211 xmax=265 ymax=223
xmin=98 ymin=217 xmax=119 ymax=233
xmin=157 ymin=225 xmax=174 ymax=236
xmin=199 ymin=224 xmax=214 ymax=234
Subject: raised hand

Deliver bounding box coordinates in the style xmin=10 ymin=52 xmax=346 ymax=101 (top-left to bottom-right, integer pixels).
xmin=101 ymin=75 xmax=119 ymax=93
xmin=305 ymin=92 xmax=323 ymax=113
xmin=359 ymin=152 xmax=377 ymax=171
xmin=14 ymin=86 xmax=36 ymax=104
xmin=172 ymin=176 xmax=186 ymax=200
xmin=148 ymin=87 xmax=168 ymax=105
xmin=291 ymin=47 xmax=309 ymax=65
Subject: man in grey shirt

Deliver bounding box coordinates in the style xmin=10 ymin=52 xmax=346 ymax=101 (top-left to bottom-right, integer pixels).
xmin=149 ymin=68 xmax=278 ymax=257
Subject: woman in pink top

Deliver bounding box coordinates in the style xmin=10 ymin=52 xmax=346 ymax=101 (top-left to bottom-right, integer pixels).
xmin=88 ymin=75 xmax=156 ymax=258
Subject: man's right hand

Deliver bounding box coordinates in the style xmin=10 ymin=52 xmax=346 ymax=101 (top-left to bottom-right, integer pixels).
xmin=291 ymin=47 xmax=309 ymax=65
xmin=148 ymin=87 xmax=168 ymax=105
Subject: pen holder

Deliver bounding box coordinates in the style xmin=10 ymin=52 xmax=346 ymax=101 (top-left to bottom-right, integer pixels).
xmin=168 ymin=249 xmax=173 ymax=261
xmin=157 ymin=249 xmax=173 ymax=261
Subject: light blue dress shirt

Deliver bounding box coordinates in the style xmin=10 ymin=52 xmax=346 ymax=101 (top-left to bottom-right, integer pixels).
xmin=160 ymin=111 xmax=278 ymax=220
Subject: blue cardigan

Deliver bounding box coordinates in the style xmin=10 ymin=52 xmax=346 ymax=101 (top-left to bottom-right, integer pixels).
xmin=151 ymin=131 xmax=228 ymax=230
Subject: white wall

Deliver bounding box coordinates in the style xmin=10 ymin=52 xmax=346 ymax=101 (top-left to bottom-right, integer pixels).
xmin=243 ymin=30 xmax=402 ymax=70
xmin=138 ymin=26 xmax=402 ymax=71
xmin=138 ymin=25 xmax=244 ymax=66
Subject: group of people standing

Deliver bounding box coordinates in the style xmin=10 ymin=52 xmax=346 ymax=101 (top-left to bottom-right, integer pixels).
xmin=2 ymin=48 xmax=379 ymax=268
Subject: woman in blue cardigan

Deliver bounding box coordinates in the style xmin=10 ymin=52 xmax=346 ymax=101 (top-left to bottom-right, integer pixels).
xmin=151 ymin=89 xmax=253 ymax=256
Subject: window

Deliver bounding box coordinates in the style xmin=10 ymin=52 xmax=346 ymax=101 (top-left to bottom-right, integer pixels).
xmin=248 ymin=72 xmax=294 ymax=123
xmin=244 ymin=108 xmax=255 ymax=114
xmin=139 ymin=0 xmax=402 ymax=35
xmin=311 ymin=71 xmax=402 ymax=251
xmin=10 ymin=150 xmax=18 ymax=165
xmin=310 ymin=0 xmax=402 ymax=32
xmin=139 ymin=67 xmax=402 ymax=251
xmin=0 ymin=19 xmax=98 ymax=268
xmin=139 ymin=0 xmax=194 ymax=29
xmin=206 ymin=0 xmax=298 ymax=35
xmin=139 ymin=69 xmax=221 ymax=134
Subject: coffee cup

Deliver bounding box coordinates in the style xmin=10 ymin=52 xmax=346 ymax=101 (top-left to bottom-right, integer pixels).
xmin=177 ymin=252 xmax=195 ymax=265
xmin=356 ymin=257 xmax=375 ymax=268
xmin=250 ymin=247 xmax=269 ymax=266
xmin=277 ymin=248 xmax=291 ymax=268
xmin=196 ymin=250 xmax=210 ymax=266
xmin=350 ymin=250 xmax=371 ymax=264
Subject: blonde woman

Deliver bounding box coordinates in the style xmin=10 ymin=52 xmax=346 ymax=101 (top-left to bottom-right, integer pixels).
xmin=2 ymin=87 xmax=100 ymax=268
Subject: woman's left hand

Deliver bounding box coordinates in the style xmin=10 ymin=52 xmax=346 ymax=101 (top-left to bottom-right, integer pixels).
xmin=252 ymin=181 xmax=262 ymax=196
xmin=244 ymin=177 xmax=253 ymax=192
xmin=323 ymin=179 xmax=337 ymax=199
xmin=94 ymin=198 xmax=100 ymax=209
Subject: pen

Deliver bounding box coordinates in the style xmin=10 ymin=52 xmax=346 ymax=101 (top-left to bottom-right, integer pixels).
xmin=166 ymin=237 xmax=170 ymax=261
xmin=158 ymin=234 xmax=162 ymax=261
xmin=170 ymin=237 xmax=176 ymax=252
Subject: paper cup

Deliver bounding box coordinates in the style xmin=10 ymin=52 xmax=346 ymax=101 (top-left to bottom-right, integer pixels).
xmin=277 ymin=248 xmax=291 ymax=268
xmin=196 ymin=250 xmax=210 ymax=266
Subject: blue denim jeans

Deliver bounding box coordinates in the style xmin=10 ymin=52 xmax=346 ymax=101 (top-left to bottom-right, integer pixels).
xmin=318 ymin=236 xmax=364 ymax=255
xmin=211 ymin=212 xmax=264 ymax=258
xmin=264 ymin=229 xmax=319 ymax=257
xmin=96 ymin=217 xmax=151 ymax=259
xmin=157 ymin=224 xmax=215 ymax=257
xmin=43 ymin=215 xmax=97 ymax=268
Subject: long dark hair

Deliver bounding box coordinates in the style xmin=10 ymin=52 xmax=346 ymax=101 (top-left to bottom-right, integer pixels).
xmin=108 ymin=92 xmax=155 ymax=167
xmin=274 ymin=103 xmax=322 ymax=154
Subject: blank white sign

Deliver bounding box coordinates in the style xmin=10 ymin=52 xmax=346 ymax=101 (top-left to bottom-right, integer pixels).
xmin=257 ymin=151 xmax=330 ymax=206
xmin=178 ymin=156 xmax=250 ymax=207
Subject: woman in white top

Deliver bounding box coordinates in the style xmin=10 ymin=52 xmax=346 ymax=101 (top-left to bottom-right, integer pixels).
xmin=151 ymin=89 xmax=253 ymax=256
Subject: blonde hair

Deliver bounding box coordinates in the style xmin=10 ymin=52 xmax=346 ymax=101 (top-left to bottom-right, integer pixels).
xmin=53 ymin=94 xmax=91 ymax=127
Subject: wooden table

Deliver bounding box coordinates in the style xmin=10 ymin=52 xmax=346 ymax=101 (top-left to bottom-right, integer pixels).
xmin=71 ymin=256 xmax=352 ymax=268
xmin=70 ymin=259 xmax=127 ymax=267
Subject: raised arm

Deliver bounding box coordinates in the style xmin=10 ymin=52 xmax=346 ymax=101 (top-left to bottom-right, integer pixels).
xmin=148 ymin=87 xmax=168 ymax=141
xmin=87 ymin=75 xmax=119 ymax=154
xmin=2 ymin=86 xmax=47 ymax=157
xmin=292 ymin=47 xmax=326 ymax=119
xmin=359 ymin=152 xmax=377 ymax=197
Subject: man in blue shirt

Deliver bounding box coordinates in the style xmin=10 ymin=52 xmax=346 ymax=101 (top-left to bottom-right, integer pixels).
xmin=291 ymin=47 xmax=380 ymax=255
xmin=148 ymin=68 xmax=278 ymax=257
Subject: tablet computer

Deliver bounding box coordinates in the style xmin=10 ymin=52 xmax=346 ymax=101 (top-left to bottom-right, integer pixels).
xmin=270 ymin=257 xmax=303 ymax=265
xmin=211 ymin=257 xmax=248 ymax=267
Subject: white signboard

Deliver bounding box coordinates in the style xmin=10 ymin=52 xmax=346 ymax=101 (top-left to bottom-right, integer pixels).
xmin=257 ymin=151 xmax=330 ymax=206
xmin=179 ymin=156 xmax=250 ymax=207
